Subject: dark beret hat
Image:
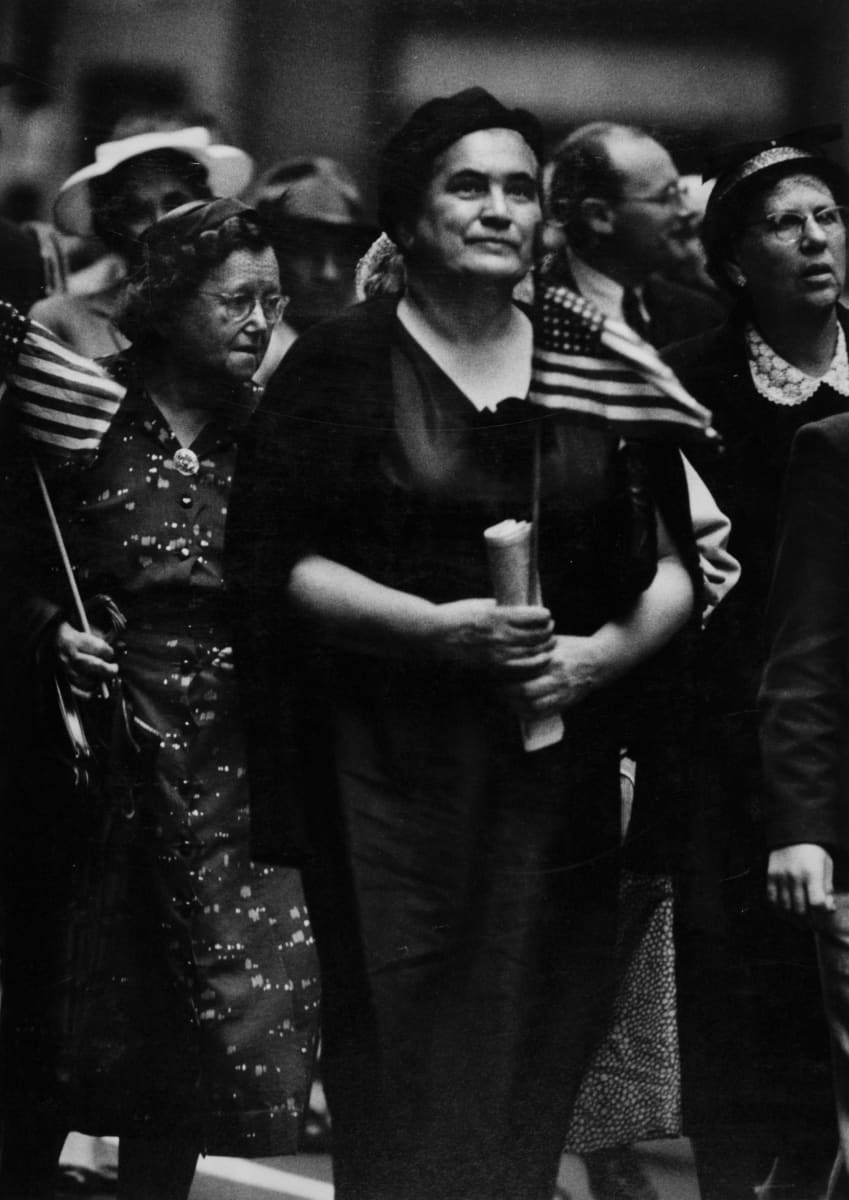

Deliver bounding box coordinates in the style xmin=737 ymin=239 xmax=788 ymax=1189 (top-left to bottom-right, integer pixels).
xmin=377 ymin=86 xmax=544 ymax=241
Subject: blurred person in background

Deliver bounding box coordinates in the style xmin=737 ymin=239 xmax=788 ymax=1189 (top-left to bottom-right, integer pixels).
xmin=29 ymin=125 xmax=253 ymax=357
xmin=227 ymin=86 xmax=699 ymax=1200
xmin=0 ymin=199 xmax=319 ymax=1200
xmin=251 ymin=156 xmax=376 ymax=379
xmin=546 ymin=122 xmax=725 ymax=348
xmin=661 ymin=175 xmax=730 ymax=304
xmin=543 ymin=118 xmax=733 ymax=1200
xmin=666 ymin=131 xmax=849 ymax=1200
xmin=0 ymin=61 xmax=67 ymax=312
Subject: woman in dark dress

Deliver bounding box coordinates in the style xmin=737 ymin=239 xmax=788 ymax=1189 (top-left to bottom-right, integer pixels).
xmin=664 ymin=136 xmax=849 ymax=1199
xmin=226 ymin=88 xmax=697 ymax=1200
xmin=0 ymin=199 xmax=319 ymax=1200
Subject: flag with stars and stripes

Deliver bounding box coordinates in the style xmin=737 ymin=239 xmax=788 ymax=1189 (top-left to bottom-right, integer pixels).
xmin=0 ymin=300 xmax=124 ymax=462
xmin=529 ymin=284 xmax=715 ymax=442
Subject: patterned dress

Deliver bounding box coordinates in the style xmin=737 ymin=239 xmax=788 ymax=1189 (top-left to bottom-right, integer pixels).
xmin=0 ymin=356 xmax=319 ymax=1154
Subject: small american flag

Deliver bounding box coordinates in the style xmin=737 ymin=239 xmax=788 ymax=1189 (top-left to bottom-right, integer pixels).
xmin=529 ymin=284 xmax=714 ymax=442
xmin=0 ymin=301 xmax=124 ymax=461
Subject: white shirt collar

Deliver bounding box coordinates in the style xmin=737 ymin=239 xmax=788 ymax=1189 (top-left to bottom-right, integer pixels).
xmin=566 ymin=247 xmax=625 ymax=320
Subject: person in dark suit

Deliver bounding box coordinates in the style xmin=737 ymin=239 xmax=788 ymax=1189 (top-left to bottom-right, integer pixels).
xmin=761 ymin=413 xmax=849 ymax=1200
xmin=545 ymin=121 xmax=725 ymax=349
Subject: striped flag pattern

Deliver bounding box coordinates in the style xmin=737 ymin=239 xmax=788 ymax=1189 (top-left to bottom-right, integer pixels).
xmin=0 ymin=301 xmax=124 ymax=462
xmin=529 ymin=284 xmax=715 ymax=442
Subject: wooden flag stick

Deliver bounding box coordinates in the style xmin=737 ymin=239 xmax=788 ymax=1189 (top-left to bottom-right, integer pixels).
xmin=529 ymin=420 xmax=541 ymax=605
xmin=33 ymin=459 xmax=110 ymax=699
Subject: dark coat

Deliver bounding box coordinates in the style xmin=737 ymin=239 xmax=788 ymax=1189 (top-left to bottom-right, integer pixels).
xmin=225 ymin=296 xmax=701 ymax=870
xmin=641 ymin=273 xmax=727 ymax=349
xmin=663 ymin=314 xmax=848 ymax=1140
xmin=666 ymin=309 xmax=849 ymax=732
xmin=760 ymin=414 xmax=849 ymax=858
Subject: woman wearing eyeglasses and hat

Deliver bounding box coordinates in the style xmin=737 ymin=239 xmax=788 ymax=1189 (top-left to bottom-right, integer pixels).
xmin=28 ymin=124 xmax=253 ymax=358
xmin=0 ymin=199 xmax=318 ymax=1200
xmin=664 ymin=132 xmax=849 ymax=1198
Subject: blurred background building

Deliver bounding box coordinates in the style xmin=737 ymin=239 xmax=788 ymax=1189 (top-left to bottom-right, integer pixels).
xmin=0 ymin=0 xmax=847 ymax=224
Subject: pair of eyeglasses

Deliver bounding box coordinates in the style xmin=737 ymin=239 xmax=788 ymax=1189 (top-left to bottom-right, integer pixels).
xmin=619 ymin=181 xmax=688 ymax=208
xmin=198 ymin=291 xmax=288 ymax=323
xmin=747 ymin=205 xmax=848 ymax=244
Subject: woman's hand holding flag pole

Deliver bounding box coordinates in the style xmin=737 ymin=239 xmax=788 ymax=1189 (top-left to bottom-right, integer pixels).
xmin=0 ymin=300 xmax=125 ymax=695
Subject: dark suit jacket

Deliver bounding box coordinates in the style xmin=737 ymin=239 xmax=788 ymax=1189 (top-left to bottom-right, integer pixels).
xmin=641 ymin=274 xmax=726 ymax=349
xmin=542 ymin=251 xmax=725 ymax=349
xmin=760 ymin=415 xmax=849 ymax=856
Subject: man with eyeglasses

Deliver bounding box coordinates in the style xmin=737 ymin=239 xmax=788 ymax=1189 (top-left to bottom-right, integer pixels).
xmin=546 ymin=122 xmax=725 ymax=348
xmin=544 ymin=122 xmax=737 ymax=1200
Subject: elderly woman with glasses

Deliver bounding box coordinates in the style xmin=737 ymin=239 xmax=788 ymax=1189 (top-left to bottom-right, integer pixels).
xmin=0 ymin=198 xmax=318 ymax=1200
xmin=664 ymin=136 xmax=849 ymax=1198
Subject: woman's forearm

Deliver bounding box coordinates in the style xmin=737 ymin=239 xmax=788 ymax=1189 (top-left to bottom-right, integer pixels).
xmin=288 ymin=555 xmax=442 ymax=655
xmin=586 ymin=555 xmax=694 ymax=689
xmin=505 ymin=552 xmax=694 ymax=716
xmin=287 ymin=554 xmax=555 ymax=671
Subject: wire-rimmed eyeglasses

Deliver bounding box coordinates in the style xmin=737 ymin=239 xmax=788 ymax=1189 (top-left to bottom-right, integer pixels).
xmin=746 ymin=205 xmax=849 ymax=244
xmin=618 ymin=181 xmax=688 ymax=209
xmin=198 ymin=290 xmax=289 ymax=323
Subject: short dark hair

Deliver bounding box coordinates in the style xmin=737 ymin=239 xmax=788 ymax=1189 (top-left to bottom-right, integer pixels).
xmin=377 ymin=86 xmax=544 ymax=245
xmin=119 ymin=199 xmax=270 ymax=350
xmin=702 ymin=158 xmax=849 ymax=293
xmin=90 ymin=148 xmax=212 ymax=255
xmin=548 ymin=122 xmax=653 ymax=249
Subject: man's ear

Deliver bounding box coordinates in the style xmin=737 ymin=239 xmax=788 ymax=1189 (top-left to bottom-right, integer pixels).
xmin=579 ymin=196 xmax=615 ymax=237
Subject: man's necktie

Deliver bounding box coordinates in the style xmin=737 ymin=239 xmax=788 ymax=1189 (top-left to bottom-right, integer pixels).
xmin=622 ymin=286 xmax=653 ymax=343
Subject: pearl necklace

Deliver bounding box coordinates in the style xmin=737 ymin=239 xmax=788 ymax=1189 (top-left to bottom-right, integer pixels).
xmin=746 ymin=321 xmax=849 ymax=406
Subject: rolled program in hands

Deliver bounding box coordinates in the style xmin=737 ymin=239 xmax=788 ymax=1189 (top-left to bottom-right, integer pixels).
xmin=484 ymin=519 xmax=564 ymax=752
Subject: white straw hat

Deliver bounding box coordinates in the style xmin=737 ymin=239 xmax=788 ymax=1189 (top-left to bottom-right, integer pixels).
xmin=54 ymin=126 xmax=254 ymax=236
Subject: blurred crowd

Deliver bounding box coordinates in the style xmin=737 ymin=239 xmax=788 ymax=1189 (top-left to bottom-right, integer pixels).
xmin=1 ymin=59 xmax=849 ymax=1200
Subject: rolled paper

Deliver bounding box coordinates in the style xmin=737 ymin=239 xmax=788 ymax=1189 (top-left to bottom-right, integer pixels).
xmin=484 ymin=519 xmax=564 ymax=753
xmin=484 ymin=519 xmax=532 ymax=606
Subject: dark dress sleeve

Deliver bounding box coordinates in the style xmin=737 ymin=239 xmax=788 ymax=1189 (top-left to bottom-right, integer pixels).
xmin=225 ymin=306 xmax=395 ymax=863
xmin=760 ymin=417 xmax=849 ymax=853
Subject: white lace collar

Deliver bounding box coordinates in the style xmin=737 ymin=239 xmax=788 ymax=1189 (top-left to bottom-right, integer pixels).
xmin=745 ymin=321 xmax=849 ymax=406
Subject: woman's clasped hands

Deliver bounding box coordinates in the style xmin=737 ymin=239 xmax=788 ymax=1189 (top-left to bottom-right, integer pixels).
xmin=504 ymin=634 xmax=606 ymax=717
xmin=432 ymin=599 xmax=554 ymax=674
xmin=430 ymin=601 xmax=606 ymax=715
